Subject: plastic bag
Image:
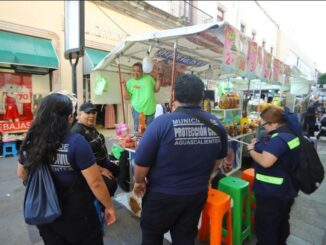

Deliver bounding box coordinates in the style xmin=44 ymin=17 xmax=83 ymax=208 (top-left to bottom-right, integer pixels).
xmin=128 ymin=191 xmax=142 ymax=217
xmin=94 ymin=77 xmax=108 ymax=95
xmin=23 ymin=164 xmax=61 ymax=225
xmin=115 ymin=123 xmax=129 ymax=137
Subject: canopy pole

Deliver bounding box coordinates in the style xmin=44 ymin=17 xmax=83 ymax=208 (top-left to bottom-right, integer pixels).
xmin=117 ymin=60 xmax=126 ymax=123
xmin=169 ymin=41 xmax=177 ymax=110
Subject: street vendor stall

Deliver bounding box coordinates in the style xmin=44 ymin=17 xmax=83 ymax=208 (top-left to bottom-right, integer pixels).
xmin=91 ymin=21 xmax=282 ymax=181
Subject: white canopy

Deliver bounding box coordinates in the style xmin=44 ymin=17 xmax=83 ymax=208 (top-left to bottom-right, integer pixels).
xmin=91 ymin=22 xmax=227 ymax=104
xmin=94 ymin=22 xmax=225 ymax=73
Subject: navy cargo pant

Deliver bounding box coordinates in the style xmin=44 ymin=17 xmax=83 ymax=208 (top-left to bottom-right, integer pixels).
xmin=140 ymin=191 xmax=207 ymax=245
xmin=255 ymin=195 xmax=295 ymax=245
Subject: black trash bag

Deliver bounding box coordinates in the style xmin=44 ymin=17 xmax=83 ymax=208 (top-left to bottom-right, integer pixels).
xmin=117 ymin=151 xmax=131 ymax=192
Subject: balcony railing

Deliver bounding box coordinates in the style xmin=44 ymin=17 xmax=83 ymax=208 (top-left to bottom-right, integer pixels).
xmin=145 ymin=1 xmax=213 ymax=25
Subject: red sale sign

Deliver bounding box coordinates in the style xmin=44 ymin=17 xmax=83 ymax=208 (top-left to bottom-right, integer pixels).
xmin=0 ymin=120 xmax=32 ymax=133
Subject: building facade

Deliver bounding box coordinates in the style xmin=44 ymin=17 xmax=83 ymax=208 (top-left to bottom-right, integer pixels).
xmin=0 ymin=1 xmax=317 ymax=129
xmin=0 ymin=1 xmax=168 ymax=126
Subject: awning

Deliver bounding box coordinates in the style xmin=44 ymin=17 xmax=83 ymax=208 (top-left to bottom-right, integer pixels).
xmin=0 ymin=31 xmax=59 ymax=69
xmin=83 ymin=48 xmax=109 ymax=74
xmin=91 ymin=22 xmax=225 ymax=104
xmin=94 ymin=22 xmax=225 ymax=74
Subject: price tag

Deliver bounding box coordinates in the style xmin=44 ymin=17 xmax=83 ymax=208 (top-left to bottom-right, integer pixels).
xmin=17 ymin=92 xmax=31 ymax=103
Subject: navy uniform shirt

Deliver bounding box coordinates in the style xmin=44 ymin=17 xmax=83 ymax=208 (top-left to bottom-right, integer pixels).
xmin=135 ymin=106 xmax=228 ymax=195
xmin=19 ymin=132 xmax=96 ymax=190
xmin=253 ymin=126 xmax=300 ymax=198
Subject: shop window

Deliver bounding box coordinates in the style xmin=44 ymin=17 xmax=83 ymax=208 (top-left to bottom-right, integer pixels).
xmin=0 ymin=72 xmax=35 ymax=136
xmin=217 ymin=7 xmax=224 ymax=22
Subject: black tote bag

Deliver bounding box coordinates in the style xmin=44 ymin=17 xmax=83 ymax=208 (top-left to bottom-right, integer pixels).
xmin=23 ymin=164 xmax=61 ymax=225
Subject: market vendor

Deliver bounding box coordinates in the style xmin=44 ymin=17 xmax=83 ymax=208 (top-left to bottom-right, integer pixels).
xmin=121 ymin=62 xmax=160 ymax=132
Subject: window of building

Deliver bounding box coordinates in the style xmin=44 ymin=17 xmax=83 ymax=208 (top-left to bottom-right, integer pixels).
xmin=217 ymin=7 xmax=224 ymax=22
xmin=180 ymin=0 xmax=192 ymax=23
xmin=240 ymin=23 xmax=246 ymax=33
xmin=252 ymin=30 xmax=256 ymax=40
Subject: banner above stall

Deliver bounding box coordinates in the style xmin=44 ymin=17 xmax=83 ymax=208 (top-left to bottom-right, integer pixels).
xmin=92 ymin=22 xmax=292 ymax=104
xmin=220 ymin=24 xmax=248 ymax=77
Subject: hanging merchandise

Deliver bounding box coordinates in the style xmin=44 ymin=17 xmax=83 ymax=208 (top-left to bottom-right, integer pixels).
xmin=142 ymin=54 xmax=154 ymax=73
xmin=143 ymin=46 xmax=154 ymax=73
xmin=94 ymin=76 xmax=108 ymax=95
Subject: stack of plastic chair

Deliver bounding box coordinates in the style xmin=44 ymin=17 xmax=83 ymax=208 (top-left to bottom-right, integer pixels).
xmin=218 ymin=176 xmax=251 ymax=245
xmin=2 ymin=141 xmax=17 ymax=157
xmin=241 ymin=168 xmax=256 ymax=224
xmin=199 ymin=188 xmax=232 ymax=245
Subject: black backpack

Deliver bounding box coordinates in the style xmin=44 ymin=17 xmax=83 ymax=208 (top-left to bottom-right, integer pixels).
xmin=279 ymin=134 xmax=324 ymax=194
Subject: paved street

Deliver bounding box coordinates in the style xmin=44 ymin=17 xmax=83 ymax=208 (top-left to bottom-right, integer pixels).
xmin=0 ymin=140 xmax=325 ymax=245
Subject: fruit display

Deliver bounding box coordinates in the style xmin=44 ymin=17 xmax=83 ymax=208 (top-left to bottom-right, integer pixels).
xmin=119 ymin=135 xmax=136 ymax=148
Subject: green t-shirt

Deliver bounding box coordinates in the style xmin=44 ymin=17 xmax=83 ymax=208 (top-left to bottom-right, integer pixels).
xmin=126 ymin=74 xmax=156 ymax=115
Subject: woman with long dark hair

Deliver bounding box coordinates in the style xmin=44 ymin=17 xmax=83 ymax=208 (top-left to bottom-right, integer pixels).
xmin=17 ymin=93 xmax=116 ymax=245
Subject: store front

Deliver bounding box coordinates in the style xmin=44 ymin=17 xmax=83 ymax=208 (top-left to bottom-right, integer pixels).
xmin=0 ymin=30 xmax=58 ymax=145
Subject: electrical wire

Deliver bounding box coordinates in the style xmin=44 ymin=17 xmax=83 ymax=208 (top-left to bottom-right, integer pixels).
xmin=93 ymin=2 xmax=130 ymax=36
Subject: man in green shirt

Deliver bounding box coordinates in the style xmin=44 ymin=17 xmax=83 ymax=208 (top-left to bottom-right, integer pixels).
xmin=122 ymin=62 xmax=161 ymax=132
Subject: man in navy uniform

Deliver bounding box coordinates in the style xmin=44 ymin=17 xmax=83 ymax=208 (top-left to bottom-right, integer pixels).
xmin=133 ymin=74 xmax=228 ymax=245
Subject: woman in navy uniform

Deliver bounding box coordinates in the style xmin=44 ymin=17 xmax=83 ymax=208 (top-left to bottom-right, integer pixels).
xmin=17 ymin=93 xmax=116 ymax=245
xmin=247 ymin=105 xmax=301 ymax=245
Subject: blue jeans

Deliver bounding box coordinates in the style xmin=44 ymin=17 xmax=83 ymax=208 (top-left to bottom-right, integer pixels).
xmin=131 ymin=107 xmax=154 ymax=132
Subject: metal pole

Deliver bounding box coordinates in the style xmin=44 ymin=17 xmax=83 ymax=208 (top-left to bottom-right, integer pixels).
xmin=169 ymin=41 xmax=177 ymax=110
xmin=69 ymin=54 xmax=80 ymax=95
xmin=118 ymin=62 xmax=126 ymax=123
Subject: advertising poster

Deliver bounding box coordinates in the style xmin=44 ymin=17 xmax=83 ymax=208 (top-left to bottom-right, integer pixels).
xmin=237 ymin=33 xmax=248 ymax=77
xmin=263 ymin=50 xmax=272 ymax=81
xmin=255 ymin=45 xmax=264 ymax=78
xmin=222 ymin=25 xmax=238 ymax=74
xmin=283 ymin=64 xmax=291 ymax=84
xmin=273 ymin=58 xmax=281 ymax=82
xmin=0 ymin=72 xmax=33 ymax=132
xmin=222 ymin=24 xmax=249 ymax=77
xmin=247 ymin=40 xmax=258 ymax=79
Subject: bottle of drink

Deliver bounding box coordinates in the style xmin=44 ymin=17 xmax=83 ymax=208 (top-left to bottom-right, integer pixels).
xmin=243 ymin=123 xmax=248 ymax=134
xmin=235 ymin=92 xmax=240 ymax=108
xmin=139 ymin=112 xmax=146 ymax=135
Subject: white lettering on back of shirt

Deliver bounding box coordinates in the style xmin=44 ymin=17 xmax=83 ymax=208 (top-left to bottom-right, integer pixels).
xmin=50 ymin=143 xmax=74 ymax=172
xmin=173 ymin=118 xmax=221 ymax=146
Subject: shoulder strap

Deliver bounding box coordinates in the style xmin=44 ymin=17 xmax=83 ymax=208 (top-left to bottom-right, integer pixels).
xmin=175 ymin=107 xmax=227 ymax=144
